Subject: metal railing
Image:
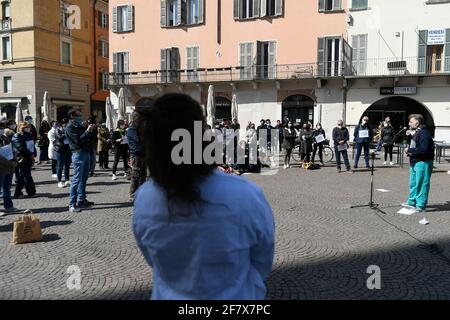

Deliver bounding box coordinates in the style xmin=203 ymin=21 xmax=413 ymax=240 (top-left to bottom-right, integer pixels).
xmin=108 ymin=62 xmax=349 ymax=86
xmin=109 ymin=56 xmax=450 ymax=86
xmin=348 ymin=56 xmax=450 ymax=77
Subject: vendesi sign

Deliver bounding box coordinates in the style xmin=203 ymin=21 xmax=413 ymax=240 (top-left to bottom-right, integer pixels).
xmin=427 ymin=29 xmax=446 ymax=45
xmin=380 ymin=87 xmax=417 ymax=95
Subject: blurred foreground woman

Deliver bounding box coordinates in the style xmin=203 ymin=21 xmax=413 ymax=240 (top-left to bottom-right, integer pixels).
xmin=133 ymin=93 xmax=275 ymax=300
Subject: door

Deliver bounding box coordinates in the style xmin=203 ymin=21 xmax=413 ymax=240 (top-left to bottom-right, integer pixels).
xmin=427 ymin=45 xmax=444 ymax=73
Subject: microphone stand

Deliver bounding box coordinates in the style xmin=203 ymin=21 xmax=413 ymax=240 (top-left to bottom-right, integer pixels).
xmin=350 ymin=152 xmax=386 ymax=214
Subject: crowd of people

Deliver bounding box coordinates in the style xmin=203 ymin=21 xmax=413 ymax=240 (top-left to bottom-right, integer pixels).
xmin=0 ymin=110 xmax=147 ymax=214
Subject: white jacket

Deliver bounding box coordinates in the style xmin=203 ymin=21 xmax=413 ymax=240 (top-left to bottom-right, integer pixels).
xmin=47 ymin=127 xmax=57 ymax=160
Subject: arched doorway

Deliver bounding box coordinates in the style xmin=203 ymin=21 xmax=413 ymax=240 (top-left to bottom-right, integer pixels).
xmin=215 ymin=96 xmax=231 ymax=121
xmin=282 ymin=95 xmax=315 ymax=125
xmin=362 ymin=96 xmax=435 ymax=139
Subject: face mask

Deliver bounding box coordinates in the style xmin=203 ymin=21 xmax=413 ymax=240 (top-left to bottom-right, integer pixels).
xmin=338 ymin=124 xmax=343 ymax=128
xmin=317 ymin=126 xmax=321 ymax=130
xmin=288 ymin=124 xmax=293 ymax=128
xmin=74 ymin=116 xmax=83 ymax=125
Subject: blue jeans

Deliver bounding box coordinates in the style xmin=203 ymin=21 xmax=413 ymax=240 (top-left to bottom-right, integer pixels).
xmin=0 ymin=174 xmax=13 ymax=209
xmin=70 ymin=151 xmax=90 ymax=207
xmin=89 ymin=148 xmax=96 ymax=173
xmin=55 ymin=151 xmax=71 ymax=182
xmin=334 ymin=146 xmax=351 ymax=171
xmin=355 ymin=142 xmax=370 ymax=168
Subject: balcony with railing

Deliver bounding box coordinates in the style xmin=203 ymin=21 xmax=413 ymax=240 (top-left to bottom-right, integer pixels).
xmin=348 ymin=56 xmax=450 ymax=78
xmin=108 ymin=62 xmax=349 ymax=86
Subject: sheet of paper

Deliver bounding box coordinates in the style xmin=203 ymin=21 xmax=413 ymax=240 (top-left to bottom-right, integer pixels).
xmin=0 ymin=144 xmax=13 ymax=161
xmin=315 ymin=134 xmax=325 ymax=144
xmin=376 ymin=189 xmax=391 ymax=193
xmin=26 ymin=140 xmax=35 ymax=153
xmin=398 ymin=208 xmax=415 ymax=216
xmin=359 ymin=130 xmax=369 ymax=138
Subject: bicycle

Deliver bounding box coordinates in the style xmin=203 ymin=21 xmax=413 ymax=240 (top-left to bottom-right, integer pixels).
xmin=291 ymin=141 xmax=334 ymax=164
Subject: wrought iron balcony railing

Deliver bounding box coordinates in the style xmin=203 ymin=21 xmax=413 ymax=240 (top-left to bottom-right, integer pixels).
xmin=108 ymin=62 xmax=348 ymax=86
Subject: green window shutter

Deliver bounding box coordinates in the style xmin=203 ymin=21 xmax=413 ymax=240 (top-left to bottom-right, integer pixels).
xmin=418 ymin=30 xmax=428 ymax=74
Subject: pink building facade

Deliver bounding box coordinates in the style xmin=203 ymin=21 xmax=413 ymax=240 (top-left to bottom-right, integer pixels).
xmin=109 ymin=0 xmax=349 ymax=136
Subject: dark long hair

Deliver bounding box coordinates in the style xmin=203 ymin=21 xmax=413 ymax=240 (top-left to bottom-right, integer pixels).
xmin=140 ymin=93 xmax=215 ymax=210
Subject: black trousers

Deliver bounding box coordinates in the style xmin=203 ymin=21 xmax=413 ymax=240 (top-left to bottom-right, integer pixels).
xmin=129 ymin=155 xmax=147 ymax=198
xmin=99 ymin=151 xmax=109 ymax=168
xmin=384 ymin=145 xmax=394 ymax=162
xmin=284 ymin=148 xmax=292 ymax=165
xmin=312 ymin=143 xmax=324 ymax=163
xmin=112 ymin=146 xmax=129 ymax=175
xmin=51 ymin=159 xmax=57 ymax=175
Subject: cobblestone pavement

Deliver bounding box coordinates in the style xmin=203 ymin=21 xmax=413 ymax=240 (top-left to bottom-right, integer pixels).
xmin=0 ymin=157 xmax=450 ymax=300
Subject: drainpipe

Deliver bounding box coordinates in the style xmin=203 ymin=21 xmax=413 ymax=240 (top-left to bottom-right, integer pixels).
xmin=91 ymin=0 xmax=98 ymax=117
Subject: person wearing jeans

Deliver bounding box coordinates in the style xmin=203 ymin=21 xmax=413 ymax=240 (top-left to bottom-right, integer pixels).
xmin=111 ymin=120 xmax=130 ymax=180
xmin=127 ymin=112 xmax=146 ymax=201
xmin=402 ymin=114 xmax=435 ymax=223
xmin=332 ymin=120 xmax=352 ymax=174
xmin=65 ymin=110 xmax=95 ymax=213
xmin=54 ymin=120 xmax=71 ymax=188
xmin=0 ymin=121 xmax=18 ymax=214
xmin=353 ymin=116 xmax=373 ymax=169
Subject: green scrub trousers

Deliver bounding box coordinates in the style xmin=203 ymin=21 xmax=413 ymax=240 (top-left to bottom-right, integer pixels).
xmin=407 ymin=160 xmax=433 ymax=210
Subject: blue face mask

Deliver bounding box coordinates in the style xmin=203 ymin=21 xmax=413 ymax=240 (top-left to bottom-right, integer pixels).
xmin=74 ymin=116 xmax=83 ymax=125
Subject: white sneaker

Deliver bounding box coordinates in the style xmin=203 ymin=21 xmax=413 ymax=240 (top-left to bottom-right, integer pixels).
xmin=112 ymin=174 xmax=117 ymax=181
xmin=390 ymin=162 xmax=395 ymax=166
xmin=419 ymin=218 xmax=429 ymax=225
xmin=64 ymin=181 xmax=71 ymax=187
xmin=52 ymin=174 xmax=58 ymax=179
xmin=58 ymin=182 xmax=65 ymax=188
xmin=383 ymin=161 xmax=387 ymax=165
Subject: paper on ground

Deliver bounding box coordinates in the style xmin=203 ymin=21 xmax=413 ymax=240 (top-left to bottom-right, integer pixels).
xmin=376 ymin=189 xmax=391 ymax=193
xmin=398 ymin=208 xmax=415 ymax=215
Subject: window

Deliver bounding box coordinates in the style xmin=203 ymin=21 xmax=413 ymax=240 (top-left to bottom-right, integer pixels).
xmin=99 ymin=71 xmax=109 ymax=91
xmin=186 ymin=46 xmax=199 ymax=81
xmin=256 ymin=41 xmax=277 ymax=79
xmin=317 ymin=37 xmax=343 ymax=76
xmin=61 ymin=40 xmax=71 ymax=64
xmin=2 ymin=1 xmax=10 ymax=20
xmin=234 ymin=0 xmax=283 ymax=20
xmin=113 ymin=52 xmax=129 ymax=84
xmin=161 ymin=0 xmax=204 ymax=27
xmin=418 ymin=29 xmax=450 ymax=74
xmin=62 ymin=80 xmax=71 ymax=95
xmin=98 ymin=11 xmax=109 ymax=29
xmin=352 ymin=34 xmax=367 ymax=75
xmin=113 ymin=5 xmax=134 ymax=33
xmin=318 ymin=0 xmax=342 ymax=12
xmin=3 ymin=76 xmax=11 ymax=93
xmin=160 ymin=47 xmax=180 ymax=82
xmin=187 ymin=0 xmax=200 ymax=24
xmin=99 ymin=39 xmax=109 ymax=58
xmin=351 ymin=0 xmax=368 ymax=10
xmin=2 ymin=35 xmax=11 ymax=61
xmin=239 ymin=42 xmax=253 ymax=79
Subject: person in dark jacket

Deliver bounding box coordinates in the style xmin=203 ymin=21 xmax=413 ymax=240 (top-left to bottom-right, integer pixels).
xmin=333 ymin=120 xmax=352 ymax=174
xmin=353 ymin=116 xmax=373 ymax=169
xmin=112 ymin=119 xmax=130 ymax=181
xmin=275 ymin=120 xmax=284 ymax=152
xmin=312 ymin=123 xmax=326 ymax=166
xmin=381 ymin=118 xmax=395 ymax=165
xmin=299 ymin=123 xmax=313 ymax=166
xmin=402 ymin=114 xmax=435 ymax=220
xmin=87 ymin=117 xmax=98 ymax=177
xmin=0 ymin=120 xmax=18 ymax=214
xmin=127 ymin=112 xmax=146 ymax=201
xmin=24 ymin=115 xmax=38 ymax=159
xmin=38 ymin=120 xmax=50 ymax=164
xmin=65 ymin=109 xmax=95 ymax=212
xmin=54 ymin=119 xmax=72 ymax=188
xmin=282 ymin=122 xmax=296 ymax=169
xmin=12 ymin=122 xmax=36 ymax=198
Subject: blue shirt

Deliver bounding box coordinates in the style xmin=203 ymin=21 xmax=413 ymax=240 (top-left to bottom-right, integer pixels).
xmin=133 ymin=170 xmax=275 ymax=300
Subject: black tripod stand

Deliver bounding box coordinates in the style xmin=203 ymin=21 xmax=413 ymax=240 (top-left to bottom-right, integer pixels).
xmin=351 ymin=152 xmax=386 ymax=214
